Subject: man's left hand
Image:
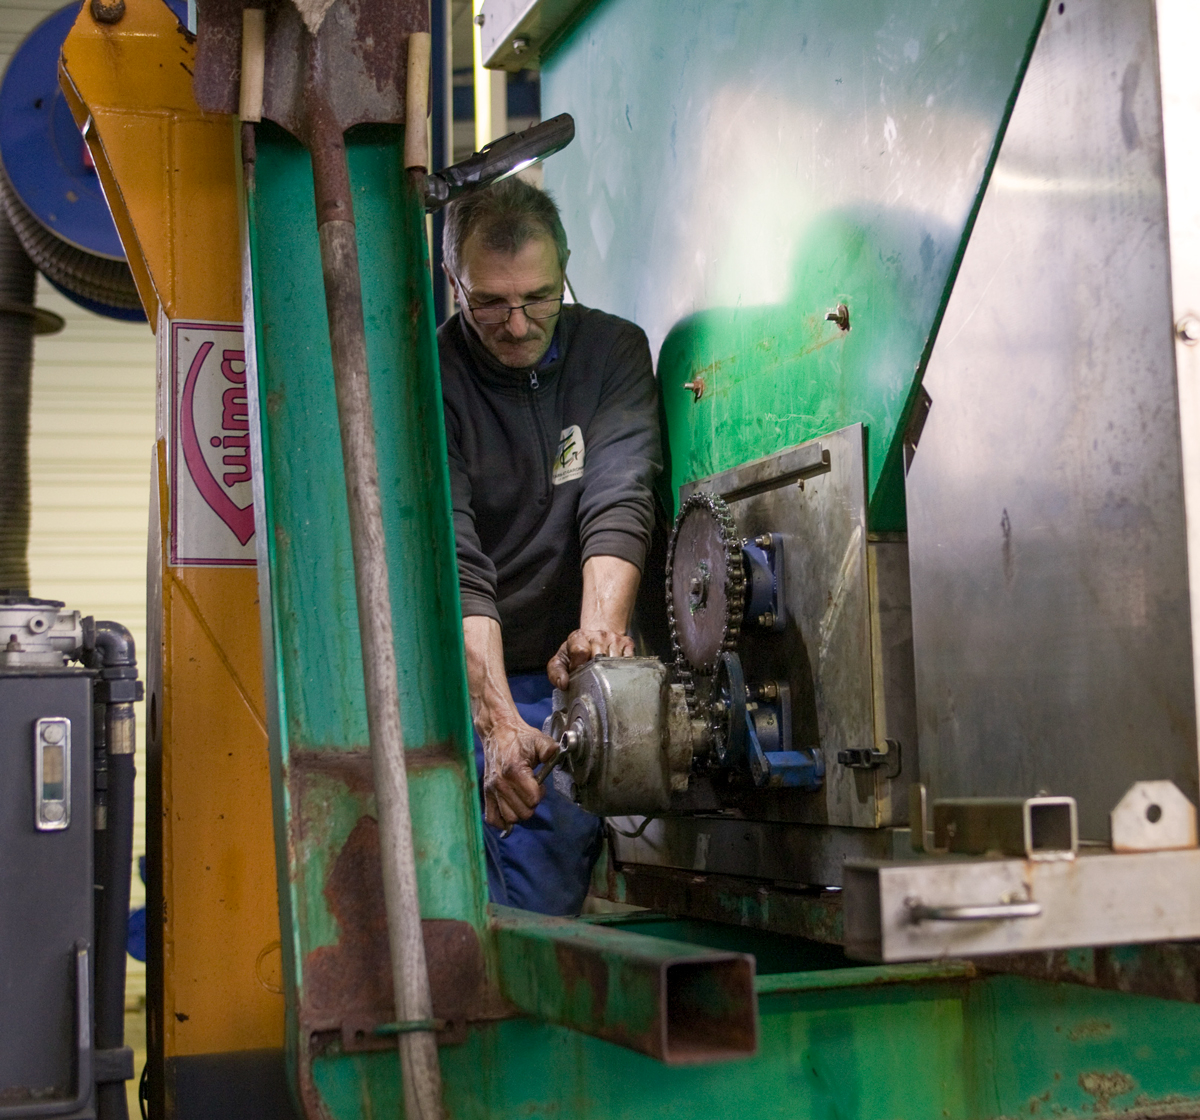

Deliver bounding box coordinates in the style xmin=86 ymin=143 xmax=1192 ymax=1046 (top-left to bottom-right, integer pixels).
xmin=547 ymin=628 xmax=634 ymax=690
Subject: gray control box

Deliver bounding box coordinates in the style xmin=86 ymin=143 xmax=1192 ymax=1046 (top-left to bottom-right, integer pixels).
xmin=0 ymin=670 xmax=95 ymax=1118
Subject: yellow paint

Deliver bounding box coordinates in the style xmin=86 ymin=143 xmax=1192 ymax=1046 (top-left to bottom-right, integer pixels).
xmin=61 ymin=0 xmax=284 ymax=1065
xmin=59 ymin=0 xmax=242 ymax=324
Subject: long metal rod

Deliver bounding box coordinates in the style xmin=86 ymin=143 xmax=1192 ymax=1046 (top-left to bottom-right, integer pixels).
xmin=307 ymin=67 xmax=444 ymax=1117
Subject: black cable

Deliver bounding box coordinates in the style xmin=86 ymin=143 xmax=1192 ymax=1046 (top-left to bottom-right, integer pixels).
xmin=608 ymin=816 xmax=655 ymax=839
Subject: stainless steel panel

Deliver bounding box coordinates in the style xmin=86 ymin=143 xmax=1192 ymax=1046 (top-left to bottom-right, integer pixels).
xmin=610 ymin=816 xmax=911 ymax=889
xmin=477 ymin=0 xmax=588 ymax=71
xmin=844 ymin=849 xmax=1200 ymax=962
xmin=907 ymin=0 xmax=1198 ymax=840
xmin=867 ymin=540 xmax=916 ymax=825
xmin=681 ymin=423 xmax=912 ymax=829
xmin=1155 ymin=0 xmax=1200 ymax=748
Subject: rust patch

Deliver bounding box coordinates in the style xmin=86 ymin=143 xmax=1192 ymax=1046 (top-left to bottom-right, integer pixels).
xmin=554 ymin=941 xmax=611 ymax=1026
xmin=1067 ymin=1019 xmax=1113 ymax=1043
xmin=192 ymin=0 xmax=242 ymax=114
xmin=288 ymin=741 xmax=462 ymax=796
xmin=301 ymin=814 xmax=495 ymax=1046
xmin=1078 ymin=1071 xmax=1135 ymax=1112
xmin=304 ymin=816 xmax=391 ymax=1024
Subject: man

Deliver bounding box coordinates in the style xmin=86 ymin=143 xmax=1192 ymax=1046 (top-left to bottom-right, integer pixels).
xmin=438 ymin=177 xmax=661 ymax=916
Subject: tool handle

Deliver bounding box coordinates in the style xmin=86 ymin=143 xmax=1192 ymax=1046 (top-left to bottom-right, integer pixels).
xmin=309 ymin=105 xmax=444 ymax=1118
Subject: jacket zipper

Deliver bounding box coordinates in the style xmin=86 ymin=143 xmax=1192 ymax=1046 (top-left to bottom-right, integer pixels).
xmin=527 ymin=369 xmax=552 ymax=498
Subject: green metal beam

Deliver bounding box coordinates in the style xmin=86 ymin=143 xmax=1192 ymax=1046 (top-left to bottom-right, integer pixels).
xmin=244 ymin=120 xmax=489 ymax=1116
xmin=491 ymin=905 xmax=757 ymax=1064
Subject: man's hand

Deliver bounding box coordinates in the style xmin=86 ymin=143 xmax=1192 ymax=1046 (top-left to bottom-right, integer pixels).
xmin=479 ymin=714 xmax=560 ymax=829
xmin=546 ymin=555 xmax=642 ymax=688
xmin=547 ymin=629 xmax=634 ymax=690
xmin=464 ymin=615 xmax=561 ymax=829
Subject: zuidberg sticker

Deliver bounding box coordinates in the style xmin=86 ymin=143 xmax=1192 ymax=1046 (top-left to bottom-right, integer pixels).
xmin=553 ymin=424 xmax=585 ymax=484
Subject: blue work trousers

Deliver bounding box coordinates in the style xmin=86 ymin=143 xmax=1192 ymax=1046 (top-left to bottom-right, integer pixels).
xmin=474 ymin=672 xmax=604 ymax=916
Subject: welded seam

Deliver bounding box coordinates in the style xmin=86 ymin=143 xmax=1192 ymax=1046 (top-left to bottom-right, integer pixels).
xmin=165 ymin=567 xmax=268 ymax=736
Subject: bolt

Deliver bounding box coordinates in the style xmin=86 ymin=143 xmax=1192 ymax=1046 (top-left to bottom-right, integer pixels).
xmin=758 ymin=611 xmax=775 ymax=628
xmin=825 ymin=302 xmax=851 ymax=331
xmin=1177 ymin=315 xmax=1200 ymax=345
xmin=512 ymin=36 xmax=530 ymax=54
xmin=757 ymin=681 xmax=779 ymax=701
xmin=755 ymin=533 xmax=773 ymax=549
xmin=90 ymin=0 xmax=125 ymax=23
xmin=474 ymin=12 xmax=485 ymax=25
xmin=41 ymin=722 xmax=64 ymax=744
xmin=682 ymin=377 xmax=705 ymax=402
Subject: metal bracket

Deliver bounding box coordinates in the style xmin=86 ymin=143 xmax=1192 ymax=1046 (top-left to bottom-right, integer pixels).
xmin=837 ymin=739 xmax=902 ymax=779
xmin=0 ymin=942 xmax=92 ymax=1118
xmin=93 ymin=1046 xmax=134 ymax=1084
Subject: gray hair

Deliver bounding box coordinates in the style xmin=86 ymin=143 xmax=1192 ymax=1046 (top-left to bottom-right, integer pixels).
xmin=442 ymin=177 xmax=569 ymax=279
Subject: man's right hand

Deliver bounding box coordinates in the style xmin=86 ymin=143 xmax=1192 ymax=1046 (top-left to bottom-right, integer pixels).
xmin=479 ymin=713 xmax=560 ymax=829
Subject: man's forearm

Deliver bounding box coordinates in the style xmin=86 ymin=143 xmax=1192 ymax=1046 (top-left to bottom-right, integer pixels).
xmin=580 ymin=555 xmax=641 ymax=634
xmin=462 ymin=614 xmax=518 ymax=734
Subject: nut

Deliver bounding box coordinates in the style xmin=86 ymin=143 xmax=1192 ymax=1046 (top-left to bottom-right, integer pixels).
xmin=90 ymin=0 xmax=126 ymax=23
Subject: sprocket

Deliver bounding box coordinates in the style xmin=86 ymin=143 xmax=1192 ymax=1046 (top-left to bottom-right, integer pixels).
xmin=665 ymin=492 xmax=746 ymax=694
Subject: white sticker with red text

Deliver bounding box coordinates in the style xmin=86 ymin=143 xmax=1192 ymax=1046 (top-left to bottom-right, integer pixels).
xmin=170 ymin=320 xmax=256 ymax=567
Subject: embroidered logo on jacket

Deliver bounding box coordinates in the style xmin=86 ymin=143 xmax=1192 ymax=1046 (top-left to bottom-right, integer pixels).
xmin=553 ymin=425 xmax=585 ymax=484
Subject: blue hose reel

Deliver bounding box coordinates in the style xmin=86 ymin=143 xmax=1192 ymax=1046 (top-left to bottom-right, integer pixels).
xmin=0 ymin=3 xmax=145 ymax=321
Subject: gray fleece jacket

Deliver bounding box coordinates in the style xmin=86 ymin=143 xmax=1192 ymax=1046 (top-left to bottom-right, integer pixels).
xmin=439 ymin=304 xmax=662 ymax=672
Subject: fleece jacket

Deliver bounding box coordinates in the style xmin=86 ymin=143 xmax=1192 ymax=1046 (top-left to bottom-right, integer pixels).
xmin=438 ymin=304 xmax=662 ymax=672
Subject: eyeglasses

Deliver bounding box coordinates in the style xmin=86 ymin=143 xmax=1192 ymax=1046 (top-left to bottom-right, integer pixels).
xmin=453 ymin=274 xmax=564 ymax=325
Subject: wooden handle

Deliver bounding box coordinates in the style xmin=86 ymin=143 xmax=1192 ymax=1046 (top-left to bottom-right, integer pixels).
xmin=404 ymin=31 xmax=432 ymax=170
xmin=239 ymin=8 xmax=266 ymax=123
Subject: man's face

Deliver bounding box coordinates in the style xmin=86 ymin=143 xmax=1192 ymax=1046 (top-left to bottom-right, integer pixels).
xmin=450 ymin=231 xmax=565 ymax=369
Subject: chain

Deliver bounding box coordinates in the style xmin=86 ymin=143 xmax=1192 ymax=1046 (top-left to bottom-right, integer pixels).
xmin=664 ymin=491 xmax=745 ymax=720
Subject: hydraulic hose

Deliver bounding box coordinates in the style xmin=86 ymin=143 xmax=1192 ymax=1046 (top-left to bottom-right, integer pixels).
xmin=0 ymin=202 xmax=36 ymax=595
xmin=0 ymin=166 xmax=142 ymax=315
xmin=82 ymin=618 xmax=141 ymax=1120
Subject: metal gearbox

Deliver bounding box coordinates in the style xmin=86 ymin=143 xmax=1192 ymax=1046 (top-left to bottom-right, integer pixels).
xmin=546 ymin=658 xmax=693 ymax=816
xmin=672 ymin=424 xmax=915 ymax=829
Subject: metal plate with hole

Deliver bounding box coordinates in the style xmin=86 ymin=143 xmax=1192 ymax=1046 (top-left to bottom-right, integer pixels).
xmin=676 ymin=424 xmax=915 ymax=830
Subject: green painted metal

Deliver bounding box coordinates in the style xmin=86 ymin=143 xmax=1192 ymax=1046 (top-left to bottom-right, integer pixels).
xmin=244 ymin=121 xmax=488 ymax=1110
xmin=241 ymin=23 xmax=1200 ymax=1120
xmin=300 ymin=971 xmax=1200 ymax=1119
xmin=541 ymin=0 xmax=1047 ymax=529
xmin=491 ymin=905 xmax=757 ymax=1063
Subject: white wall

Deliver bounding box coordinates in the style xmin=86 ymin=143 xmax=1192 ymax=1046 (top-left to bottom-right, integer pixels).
xmin=26 ymin=279 xmax=156 ymax=1003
